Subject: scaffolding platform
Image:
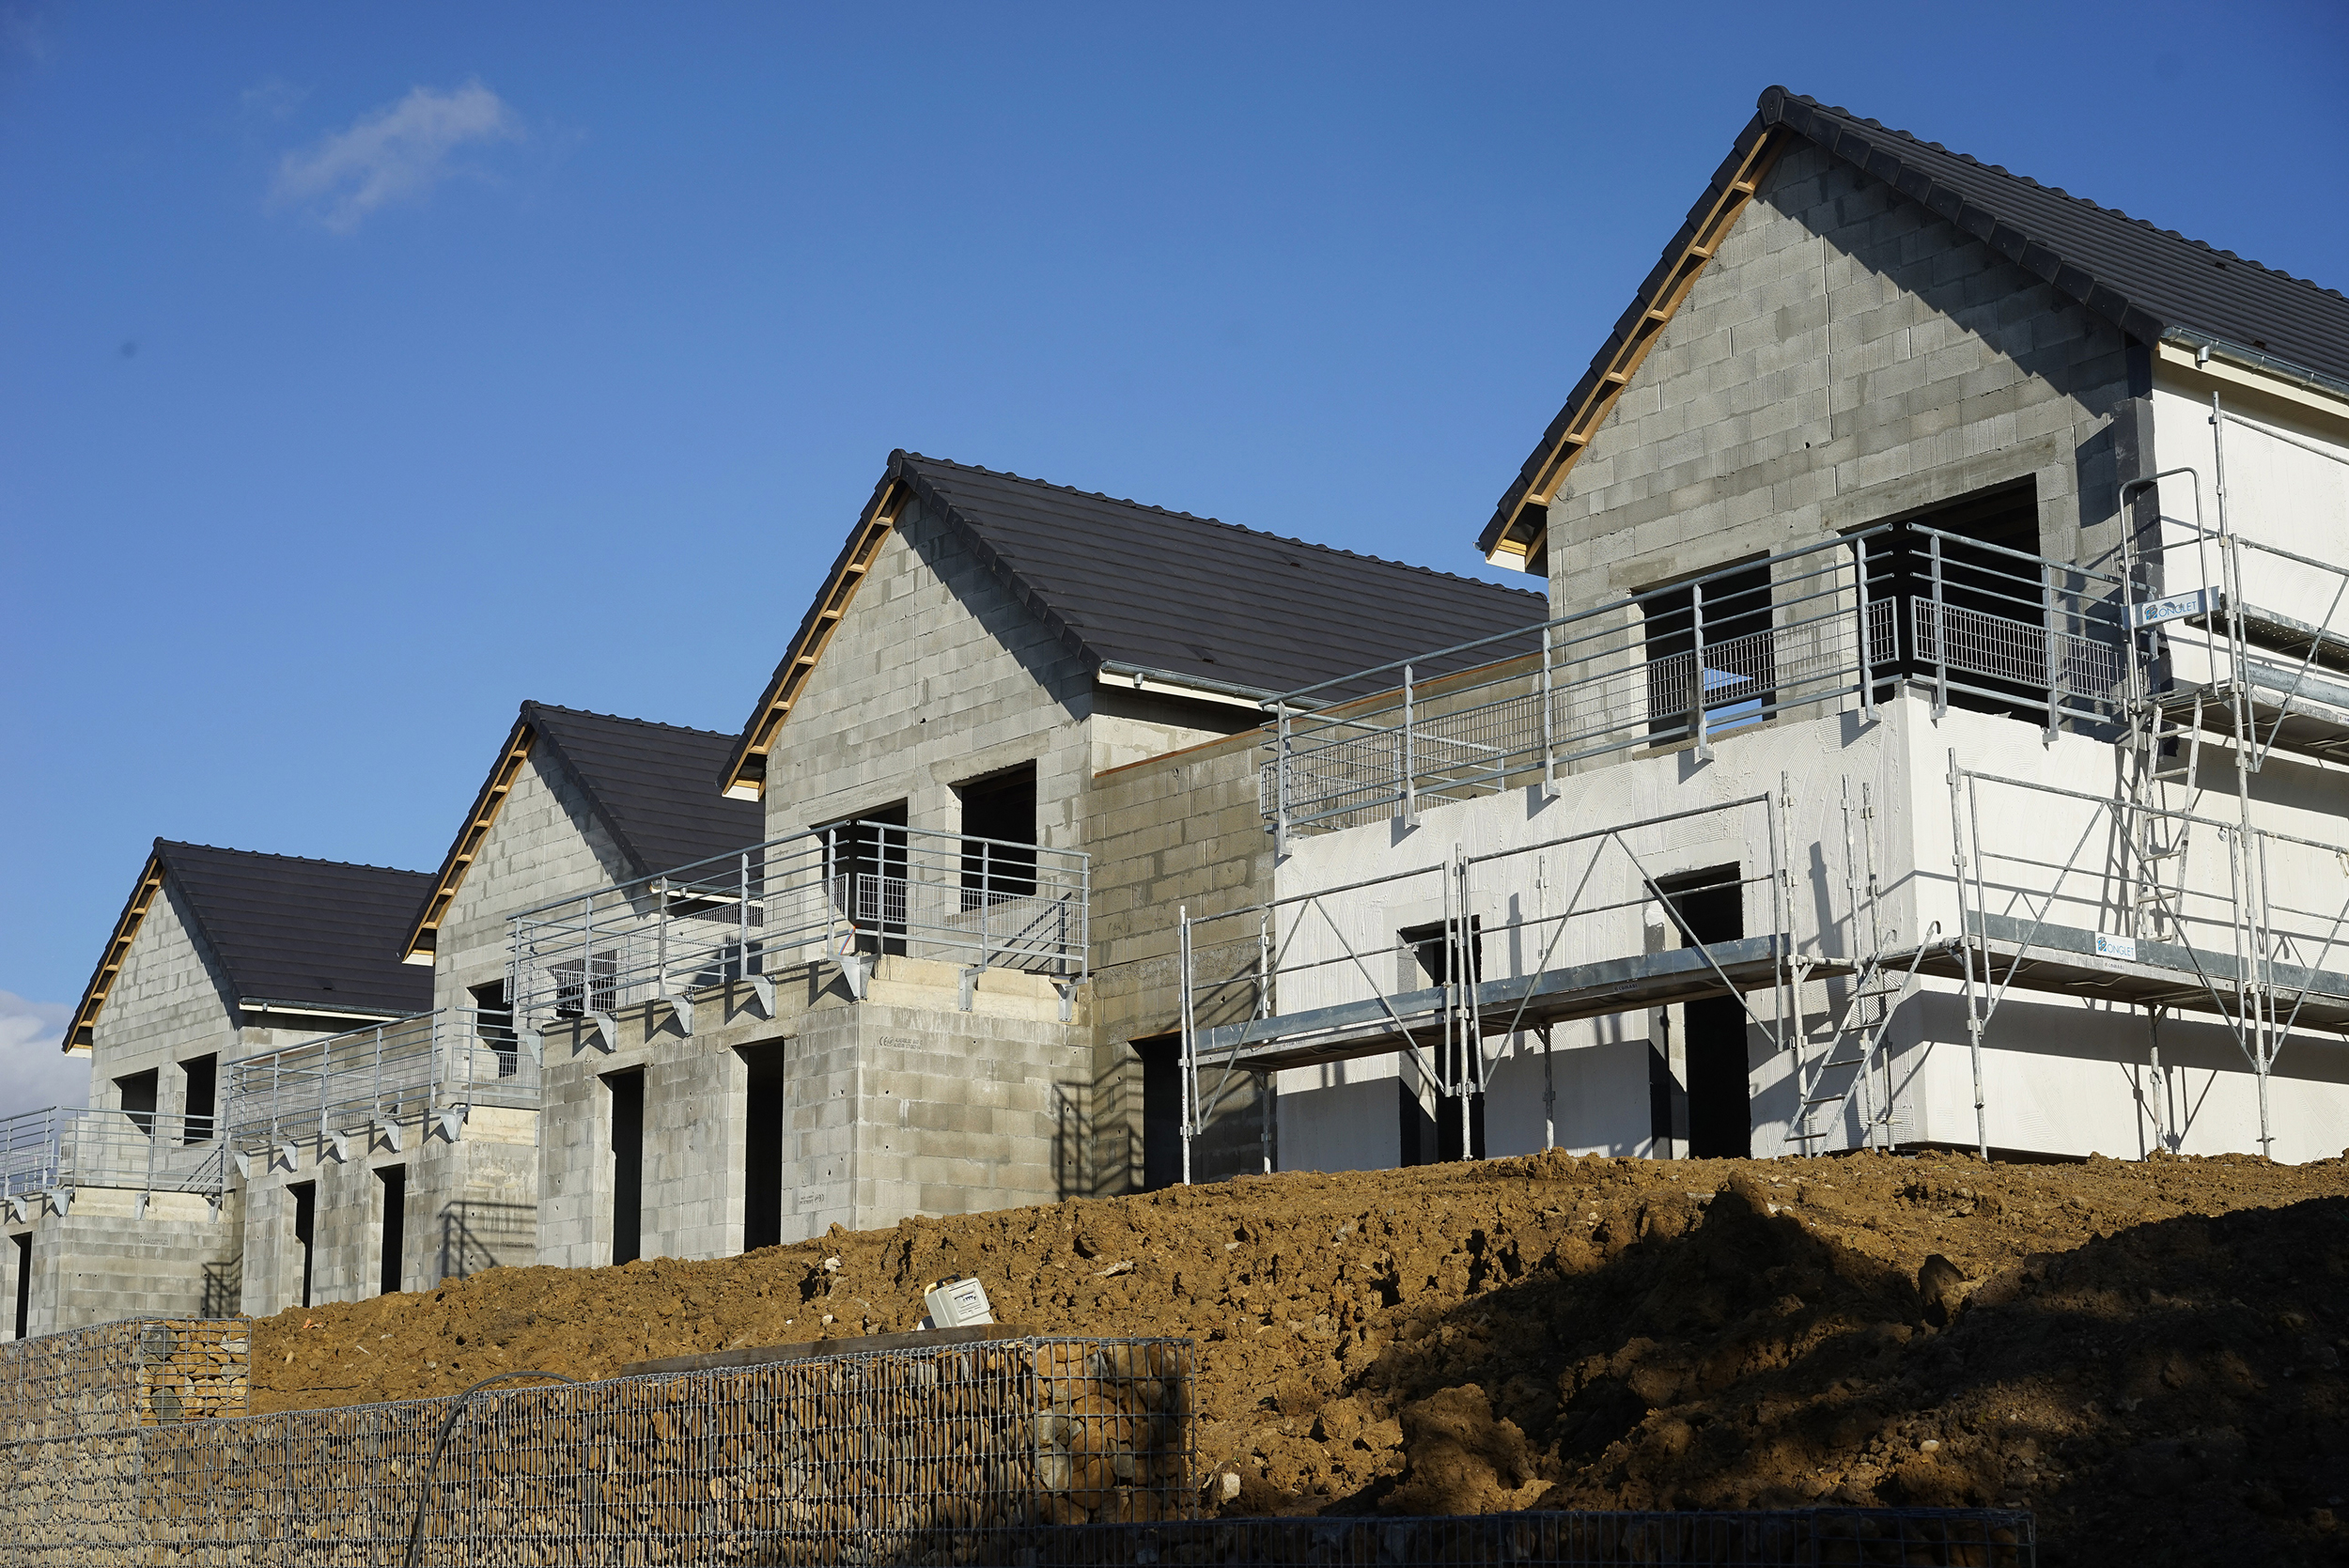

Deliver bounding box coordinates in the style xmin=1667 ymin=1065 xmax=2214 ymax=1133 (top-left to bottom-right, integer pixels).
xmin=1192 ymin=935 xmax=1839 ymax=1073
xmin=2156 ymin=667 xmax=2349 ymax=764
xmin=1910 ymin=911 xmax=2349 ymax=1035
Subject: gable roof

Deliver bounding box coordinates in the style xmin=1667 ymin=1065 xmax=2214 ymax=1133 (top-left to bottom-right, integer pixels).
xmin=67 ymin=842 xmax=433 ymax=1048
xmin=1479 ymin=85 xmax=2349 ymax=561
xmin=723 ymin=450 xmax=1547 ymax=792
xmin=399 ymin=703 xmax=763 ymax=960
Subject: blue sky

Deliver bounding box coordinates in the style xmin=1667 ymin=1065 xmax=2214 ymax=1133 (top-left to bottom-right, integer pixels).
xmin=3 ymin=1 xmax=2344 ymax=1110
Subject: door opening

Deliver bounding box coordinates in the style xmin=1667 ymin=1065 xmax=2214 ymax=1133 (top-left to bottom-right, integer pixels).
xmin=290 ymin=1181 xmax=317 ymax=1309
xmin=1657 ymin=864 xmax=1750 ymax=1158
xmin=824 ymin=804 xmax=910 ymax=956
xmin=12 ymin=1234 xmax=30 ymax=1339
xmin=1136 ymin=1036 xmax=1181 ymax=1190
xmin=180 ymin=1055 xmax=217 ymax=1143
xmin=741 ymin=1045 xmax=786 ymax=1251
xmin=608 ymin=1069 xmax=645 ymax=1265
xmin=376 ymin=1166 xmax=406 ymax=1296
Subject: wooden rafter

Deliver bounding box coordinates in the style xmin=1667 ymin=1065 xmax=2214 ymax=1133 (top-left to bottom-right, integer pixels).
xmin=65 ymin=851 xmax=167 ymax=1050
xmin=1489 ymin=127 xmax=1789 ymax=566
xmin=723 ymin=479 xmax=907 ymax=798
xmin=398 ymin=720 xmax=536 ymax=962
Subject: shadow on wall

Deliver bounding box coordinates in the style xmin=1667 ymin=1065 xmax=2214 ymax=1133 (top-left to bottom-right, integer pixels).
xmin=438 ymin=1203 xmax=535 ymax=1282
xmin=200 ymin=1256 xmax=241 ymax=1319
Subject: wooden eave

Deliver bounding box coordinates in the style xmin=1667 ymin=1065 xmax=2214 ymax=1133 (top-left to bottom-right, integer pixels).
xmin=398 ymin=719 xmax=536 ymax=962
xmin=1482 ymin=125 xmax=1789 ymax=567
xmin=720 ymin=476 xmax=910 ymax=799
xmin=63 ymin=850 xmax=168 ymax=1051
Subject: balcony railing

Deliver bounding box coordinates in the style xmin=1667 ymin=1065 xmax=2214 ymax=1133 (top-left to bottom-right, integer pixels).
xmin=1263 ymin=522 xmax=2130 ymax=839
xmin=224 ymin=1008 xmax=533 ymax=1157
xmin=506 ymin=822 xmax=1090 ymax=1035
xmin=0 ymin=1108 xmax=227 ymax=1206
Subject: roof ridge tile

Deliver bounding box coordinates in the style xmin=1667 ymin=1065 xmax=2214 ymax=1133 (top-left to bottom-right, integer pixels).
xmin=899 ymin=451 xmax=1541 ymax=598
xmin=155 ymin=839 xmax=430 ymax=879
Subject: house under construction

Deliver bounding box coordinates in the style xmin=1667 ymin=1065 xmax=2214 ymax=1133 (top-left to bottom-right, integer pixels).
xmin=8 ymin=84 xmax=2348 ymax=1343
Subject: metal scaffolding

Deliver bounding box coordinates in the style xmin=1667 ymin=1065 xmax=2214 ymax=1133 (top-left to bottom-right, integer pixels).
xmin=1176 ymin=787 xmax=1834 ymax=1180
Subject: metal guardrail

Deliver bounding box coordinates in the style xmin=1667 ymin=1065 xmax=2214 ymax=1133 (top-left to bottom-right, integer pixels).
xmin=0 ymin=1109 xmax=226 ymax=1208
xmin=1262 ymin=523 xmax=2127 ymax=841
xmin=224 ymin=1008 xmax=533 ymax=1158
xmin=506 ymin=822 xmax=1089 ymax=1037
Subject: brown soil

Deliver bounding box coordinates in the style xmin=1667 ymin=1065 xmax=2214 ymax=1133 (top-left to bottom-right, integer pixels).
xmin=251 ymin=1149 xmax=2349 ymax=1567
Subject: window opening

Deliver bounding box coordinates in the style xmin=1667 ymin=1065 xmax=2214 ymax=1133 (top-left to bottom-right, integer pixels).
xmin=471 ymin=980 xmax=519 ymax=1079
xmin=740 ymin=1045 xmax=786 ymax=1252
xmin=1657 ymin=864 xmax=1750 ymax=1158
xmin=115 ymin=1069 xmax=159 ymax=1137
xmin=289 ymin=1181 xmax=317 ymax=1310
xmin=552 ymin=954 xmax=616 ymax=1021
xmin=376 ymin=1166 xmax=406 ymax=1296
xmin=1864 ymin=479 xmax=2046 ymax=720
xmin=1643 ymin=560 xmax=1776 ymax=742
xmin=957 ymin=764 xmax=1039 ymax=905
xmin=824 ymin=803 xmax=909 ymax=956
xmin=179 ymin=1055 xmax=217 ymax=1143
xmin=608 ymin=1068 xmax=645 ymax=1265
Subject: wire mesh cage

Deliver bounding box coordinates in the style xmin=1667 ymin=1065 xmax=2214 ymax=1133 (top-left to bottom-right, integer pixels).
xmin=0 ymin=1315 xmax=249 ymax=1443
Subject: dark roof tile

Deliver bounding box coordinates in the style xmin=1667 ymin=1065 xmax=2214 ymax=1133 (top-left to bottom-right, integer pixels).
xmin=152 ymin=841 xmax=434 ymax=1017
xmin=890 ymin=452 xmax=1546 ymax=701
xmin=522 ymin=703 xmax=764 ymax=877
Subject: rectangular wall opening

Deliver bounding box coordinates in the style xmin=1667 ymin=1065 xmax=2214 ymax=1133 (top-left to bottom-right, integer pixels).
xmin=12 ymin=1233 xmax=29 ymax=1340
xmin=1135 ymin=1036 xmax=1181 ymax=1191
xmin=957 ymin=763 xmax=1038 ymax=903
xmin=116 ymin=1068 xmax=159 ymax=1136
xmin=1643 ymin=560 xmax=1776 ymax=743
xmin=823 ymin=803 xmax=909 ymax=955
xmin=376 ymin=1166 xmax=407 ymax=1296
xmin=180 ymin=1055 xmax=217 ymax=1143
xmin=608 ymin=1069 xmax=645 ymax=1265
xmin=1865 ymin=478 xmax=2045 ymax=719
xmin=290 ymin=1181 xmax=317 ymax=1310
xmin=1657 ymin=864 xmax=1750 ymax=1159
xmin=471 ymin=979 xmax=520 ymax=1078
xmin=1399 ymin=921 xmax=1486 ymax=1161
xmin=740 ymin=1045 xmax=786 ymax=1252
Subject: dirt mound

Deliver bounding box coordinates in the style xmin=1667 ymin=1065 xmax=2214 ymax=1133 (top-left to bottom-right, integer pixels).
xmin=251 ymin=1148 xmax=2349 ymax=1567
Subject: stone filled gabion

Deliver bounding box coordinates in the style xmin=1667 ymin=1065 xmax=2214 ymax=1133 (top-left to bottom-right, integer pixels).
xmin=1 ymin=1331 xmax=1196 ymax=1566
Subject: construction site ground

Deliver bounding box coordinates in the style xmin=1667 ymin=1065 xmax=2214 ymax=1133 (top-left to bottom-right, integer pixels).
xmin=251 ymin=1149 xmax=2349 ymax=1568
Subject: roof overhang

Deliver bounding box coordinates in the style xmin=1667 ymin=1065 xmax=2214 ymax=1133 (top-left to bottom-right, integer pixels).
xmin=1094 ymin=661 xmax=1285 ymax=713
xmin=722 ymin=470 xmax=912 ymax=800
xmin=64 ymin=849 xmax=166 ymax=1051
xmin=400 ymin=716 xmax=536 ymax=963
xmin=1478 ymin=121 xmax=1791 ymax=568
xmin=2155 ymin=332 xmax=2349 ymax=427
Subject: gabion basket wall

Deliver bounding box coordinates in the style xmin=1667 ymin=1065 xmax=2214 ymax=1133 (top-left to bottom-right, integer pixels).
xmin=0 ymin=1322 xmax=2030 ymax=1568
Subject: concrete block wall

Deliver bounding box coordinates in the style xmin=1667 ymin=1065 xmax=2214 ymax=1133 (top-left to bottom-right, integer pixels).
xmin=85 ymin=883 xmax=238 ymax=1114
xmin=535 ymin=959 xmax=1094 ymax=1267
xmin=238 ymin=1110 xmax=539 ymax=1316
xmin=1084 ymin=733 xmax=1277 ymax=1192
xmin=1546 ymin=141 xmax=2139 ymax=618
xmin=766 ymin=505 xmax=1101 ymax=848
xmin=3 ymin=1193 xmax=242 ymax=1339
xmin=433 ymin=747 xmax=638 ymax=1013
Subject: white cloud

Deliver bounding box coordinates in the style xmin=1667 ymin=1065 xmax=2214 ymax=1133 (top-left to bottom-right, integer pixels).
xmin=272 ymin=79 xmax=519 ymax=233
xmin=240 ymin=78 xmax=309 ymax=123
xmin=0 ymin=990 xmax=85 ymax=1123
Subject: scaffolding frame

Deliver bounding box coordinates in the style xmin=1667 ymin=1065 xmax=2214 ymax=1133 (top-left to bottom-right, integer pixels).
xmin=1175 ymin=785 xmax=1831 ymax=1180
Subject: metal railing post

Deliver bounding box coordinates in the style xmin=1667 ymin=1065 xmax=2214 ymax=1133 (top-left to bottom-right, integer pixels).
xmin=2042 ymin=559 xmax=2061 ymax=743
xmin=1401 ymin=665 xmax=1418 ymax=827
xmin=1177 ymin=908 xmax=1195 ymax=1186
xmin=980 ymin=840 xmax=993 ymax=969
xmin=1274 ymin=700 xmax=1292 ymax=858
xmin=739 ymin=853 xmax=752 ymax=979
xmin=1930 ymin=532 xmax=1949 ymax=719
xmin=1691 ymin=579 xmax=1713 ymax=761
xmin=1854 ymin=536 xmax=1875 ymax=722
xmin=1539 ymin=625 xmax=1559 ymax=798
